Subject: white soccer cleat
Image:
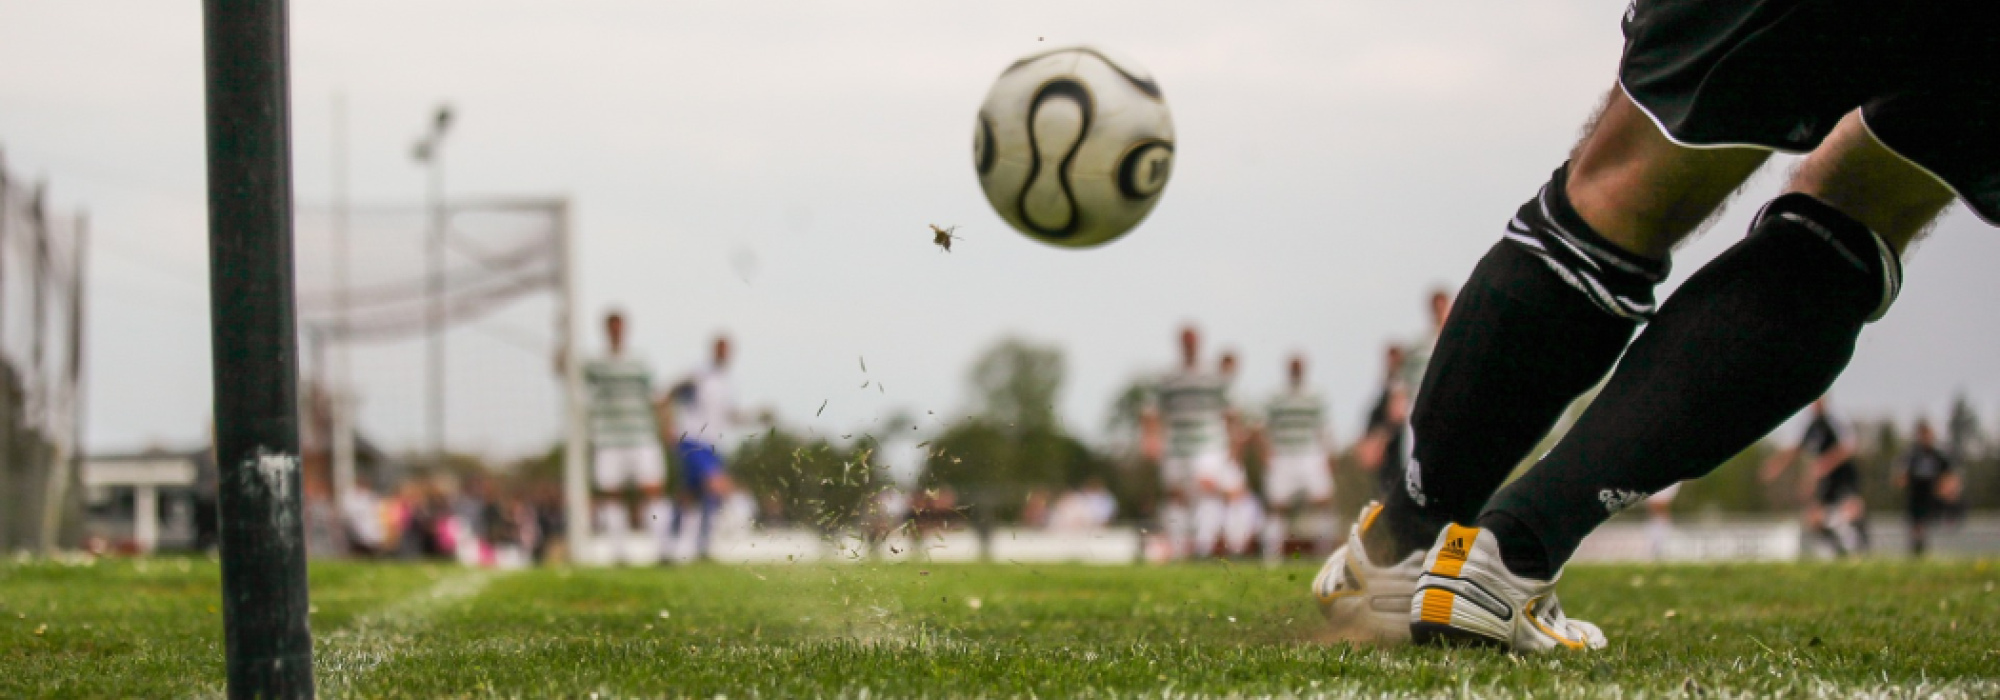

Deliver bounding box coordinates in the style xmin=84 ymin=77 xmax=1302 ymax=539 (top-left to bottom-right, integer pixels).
xmin=1311 ymin=501 xmax=1425 ymax=643
xmin=1408 ymin=523 xmax=1606 ymax=652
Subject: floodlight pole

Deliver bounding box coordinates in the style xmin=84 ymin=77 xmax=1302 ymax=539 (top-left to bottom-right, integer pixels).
xmin=330 ymin=91 xmax=356 ymax=511
xmin=414 ymin=106 xmax=452 ymax=468
xmin=203 ymin=1 xmax=315 ymax=697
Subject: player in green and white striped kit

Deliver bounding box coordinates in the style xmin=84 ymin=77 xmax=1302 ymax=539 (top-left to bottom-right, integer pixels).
xmin=584 ymin=311 xmax=671 ymax=562
xmin=1141 ymin=326 xmax=1236 ymax=560
xmin=1259 ymin=356 xmax=1335 ymax=563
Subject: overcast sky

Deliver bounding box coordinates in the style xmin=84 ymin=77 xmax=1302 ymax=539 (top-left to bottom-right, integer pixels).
xmin=4 ymin=1 xmax=1998 ymax=458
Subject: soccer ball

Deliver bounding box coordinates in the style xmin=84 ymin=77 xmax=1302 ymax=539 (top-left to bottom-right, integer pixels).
xmin=974 ymin=47 xmax=1175 ymax=248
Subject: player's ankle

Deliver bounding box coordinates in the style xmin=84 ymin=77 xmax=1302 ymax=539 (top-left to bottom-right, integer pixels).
xmin=1363 ymin=500 xmax=1440 ymax=563
xmin=1476 ymin=510 xmax=1555 ymax=581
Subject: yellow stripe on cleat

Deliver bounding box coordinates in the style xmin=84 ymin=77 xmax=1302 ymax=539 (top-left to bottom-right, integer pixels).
xmin=1525 ymin=597 xmax=1586 ymax=650
xmin=1417 ymin=589 xmax=1456 ymax=625
xmin=1359 ymin=503 xmax=1383 ymax=535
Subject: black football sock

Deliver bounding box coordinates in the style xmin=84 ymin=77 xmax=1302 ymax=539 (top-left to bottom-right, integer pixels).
xmin=1481 ymin=193 xmax=1902 ymax=573
xmin=1369 ymin=163 xmax=1663 ymax=563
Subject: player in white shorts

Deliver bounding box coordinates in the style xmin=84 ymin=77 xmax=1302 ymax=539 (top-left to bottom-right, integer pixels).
xmin=1140 ymin=326 xmax=1233 ymax=560
xmin=1259 ymin=355 xmax=1336 ymax=563
xmin=1205 ymin=351 xmax=1261 ymax=557
xmin=583 ymin=311 xmax=672 ymax=561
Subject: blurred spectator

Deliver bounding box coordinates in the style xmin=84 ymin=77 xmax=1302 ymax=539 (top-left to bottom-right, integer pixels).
xmin=911 ymin=486 xmax=960 ymax=544
xmin=865 ymin=486 xmax=910 ymax=553
xmin=340 ymin=479 xmax=387 ymax=555
xmin=1047 ymin=479 xmax=1117 ymax=532
xmin=1020 ymin=488 xmax=1053 ymax=529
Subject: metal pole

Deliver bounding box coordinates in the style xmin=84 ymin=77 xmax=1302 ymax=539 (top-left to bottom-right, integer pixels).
xmin=420 ymin=107 xmax=450 ymax=468
xmin=29 ymin=184 xmax=53 ymax=552
xmin=557 ymin=199 xmax=589 ymax=563
xmin=0 ymin=148 xmax=11 ymax=552
xmin=428 ymin=153 xmax=443 ymax=464
xmin=203 ymin=1 xmax=315 ymax=697
xmin=38 ymin=212 xmax=85 ymax=553
xmin=66 ymin=213 xmax=87 ymax=551
xmin=330 ymin=92 xmax=354 ymax=511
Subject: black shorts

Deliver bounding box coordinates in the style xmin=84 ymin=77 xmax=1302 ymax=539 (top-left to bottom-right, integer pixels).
xmin=1620 ymin=0 xmax=2000 ymax=224
xmin=1814 ymin=463 xmax=1861 ymax=506
xmin=1896 ymin=484 xmax=1944 ymax=524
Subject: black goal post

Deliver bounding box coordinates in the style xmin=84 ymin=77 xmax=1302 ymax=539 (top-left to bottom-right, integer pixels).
xmin=204 ymin=0 xmax=316 ymax=697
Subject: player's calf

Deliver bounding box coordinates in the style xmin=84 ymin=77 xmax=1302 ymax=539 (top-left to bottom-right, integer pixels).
xmin=1373 ymin=162 xmax=1659 ymax=565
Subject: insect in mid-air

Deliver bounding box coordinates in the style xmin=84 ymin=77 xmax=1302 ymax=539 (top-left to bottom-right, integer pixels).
xmin=930 ymin=224 xmax=962 ymax=252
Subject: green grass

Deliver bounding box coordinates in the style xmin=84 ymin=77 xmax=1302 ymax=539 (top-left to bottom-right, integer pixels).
xmin=5 ymin=555 xmax=1998 ymax=698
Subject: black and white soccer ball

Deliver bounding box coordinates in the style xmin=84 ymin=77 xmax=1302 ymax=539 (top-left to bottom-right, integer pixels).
xmin=974 ymin=47 xmax=1175 ymax=249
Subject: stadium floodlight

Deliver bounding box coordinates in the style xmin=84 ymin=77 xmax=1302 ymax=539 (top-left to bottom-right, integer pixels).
xmin=202 ymin=0 xmax=315 ymax=697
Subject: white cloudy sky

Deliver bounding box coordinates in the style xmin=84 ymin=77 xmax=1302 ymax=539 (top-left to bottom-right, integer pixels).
xmin=3 ymin=1 xmax=1997 ymax=458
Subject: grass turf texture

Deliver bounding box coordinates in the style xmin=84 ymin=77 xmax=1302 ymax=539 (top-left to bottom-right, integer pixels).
xmin=4 ymin=557 xmax=1998 ymax=698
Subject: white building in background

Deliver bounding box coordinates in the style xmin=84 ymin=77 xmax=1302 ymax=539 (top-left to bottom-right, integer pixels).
xmin=81 ymin=452 xmax=205 ymax=554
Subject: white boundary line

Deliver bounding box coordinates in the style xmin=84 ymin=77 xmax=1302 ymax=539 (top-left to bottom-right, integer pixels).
xmin=311 ymin=570 xmax=498 ymax=696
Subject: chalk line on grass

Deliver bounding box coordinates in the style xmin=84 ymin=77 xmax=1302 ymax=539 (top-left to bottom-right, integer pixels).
xmin=311 ymin=569 xmax=498 ymax=696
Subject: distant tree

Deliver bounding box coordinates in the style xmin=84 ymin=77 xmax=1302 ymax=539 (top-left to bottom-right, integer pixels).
xmin=1945 ymin=392 xmax=2000 ymax=510
xmin=1859 ymin=419 xmax=1905 ymax=510
xmin=1103 ymin=377 xmax=1152 ymax=446
xmin=1948 ymin=392 xmax=1984 ymax=461
xmin=732 ymin=428 xmax=883 ymax=534
xmin=968 ymin=337 xmax=1064 ymax=431
xmin=1099 ymin=376 xmax=1163 ymax=516
xmin=919 ymin=337 xmax=1139 ymax=526
xmin=1673 ymin=443 xmax=1778 ymax=514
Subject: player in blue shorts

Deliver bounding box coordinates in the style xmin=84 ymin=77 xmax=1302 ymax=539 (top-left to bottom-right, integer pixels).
xmin=667 ymin=334 xmax=741 ymax=561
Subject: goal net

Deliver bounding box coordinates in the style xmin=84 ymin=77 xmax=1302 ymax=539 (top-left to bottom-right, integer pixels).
xmin=0 ymin=157 xmax=87 ymax=553
xmin=292 ymin=197 xmax=585 ymax=544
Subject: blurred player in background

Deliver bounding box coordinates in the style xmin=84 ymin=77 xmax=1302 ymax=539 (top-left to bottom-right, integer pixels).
xmin=583 ymin=310 xmax=671 ymax=562
xmin=1642 ymin=482 xmax=1681 ymax=560
xmin=1399 ymin=289 xmax=1452 ymax=393
xmin=1894 ymin=418 xmax=1960 ymax=556
xmin=1353 ymin=344 xmax=1409 ymax=502
xmin=668 ymin=334 xmax=742 ymax=561
xmin=1140 ymin=326 xmax=1230 ymax=559
xmin=1212 ymin=350 xmax=1262 ymax=557
xmin=1258 ymin=355 xmax=1335 ymax=564
xmin=1763 ymin=396 xmax=1868 ymax=557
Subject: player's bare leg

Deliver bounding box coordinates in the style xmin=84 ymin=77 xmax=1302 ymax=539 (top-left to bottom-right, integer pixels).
xmin=640 ymin=482 xmax=673 ymax=561
xmin=592 ymin=491 xmax=629 ymax=542
xmin=1789 ymin=112 xmax=1957 ymax=252
xmin=1567 ymin=90 xmax=1771 ymax=258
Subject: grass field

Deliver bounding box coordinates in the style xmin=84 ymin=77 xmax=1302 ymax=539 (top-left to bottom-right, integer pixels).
xmin=4 ymin=555 xmax=1998 ymax=698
